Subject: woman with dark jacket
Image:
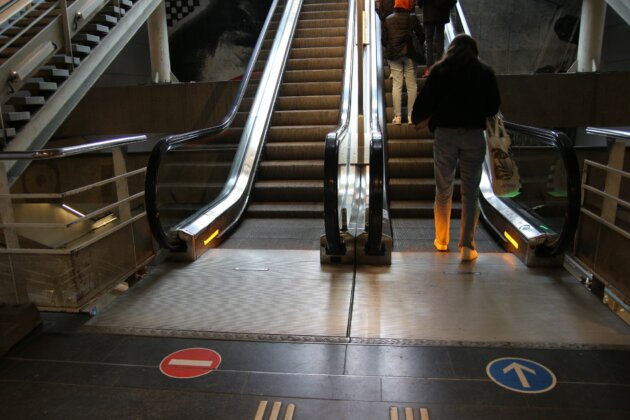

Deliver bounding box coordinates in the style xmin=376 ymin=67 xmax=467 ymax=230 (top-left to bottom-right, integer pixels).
xmin=411 ymin=34 xmax=500 ymax=261
xmin=382 ymin=0 xmax=424 ymax=124
xmin=418 ymin=0 xmax=456 ymax=68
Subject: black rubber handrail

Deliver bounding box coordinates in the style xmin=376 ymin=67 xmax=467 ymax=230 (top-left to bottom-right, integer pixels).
xmin=503 ymin=121 xmax=581 ymax=257
xmin=323 ymin=0 xmax=356 ymax=256
xmin=365 ymin=3 xmax=387 ymax=256
xmin=144 ymin=0 xmax=281 ymax=251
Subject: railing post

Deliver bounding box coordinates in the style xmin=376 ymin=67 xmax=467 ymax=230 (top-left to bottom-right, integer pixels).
xmin=0 ymin=162 xmax=29 ymax=303
xmin=147 ymin=0 xmax=172 ymax=83
xmin=112 ymin=147 xmax=131 ymax=221
xmin=601 ymin=139 xmax=626 ymax=222
xmin=577 ymin=0 xmax=606 ymax=72
xmin=59 ymin=0 xmax=75 ymax=62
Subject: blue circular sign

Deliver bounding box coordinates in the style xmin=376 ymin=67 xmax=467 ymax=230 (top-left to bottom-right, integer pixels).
xmin=486 ymin=357 xmax=557 ymax=394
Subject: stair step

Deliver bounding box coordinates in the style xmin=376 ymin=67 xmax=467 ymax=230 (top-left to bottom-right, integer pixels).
xmin=51 ymin=55 xmax=77 ymax=66
xmin=0 ymin=127 xmax=17 ymax=139
xmin=86 ymin=23 xmax=110 ymax=35
xmin=3 ymin=111 xmax=31 ymax=122
xmin=9 ymin=94 xmax=45 ymax=107
xmin=74 ymin=33 xmax=100 ymax=45
xmin=38 ymin=66 xmax=70 ymax=80
xmin=24 ymin=78 xmax=58 ymax=92
xmin=103 ymin=5 xmax=125 ymax=16
xmin=93 ymin=14 xmax=118 ymax=26
xmin=72 ymin=43 xmax=91 ymax=56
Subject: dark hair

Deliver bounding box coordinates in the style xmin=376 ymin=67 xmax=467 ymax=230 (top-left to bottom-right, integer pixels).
xmin=435 ymin=34 xmax=479 ymax=68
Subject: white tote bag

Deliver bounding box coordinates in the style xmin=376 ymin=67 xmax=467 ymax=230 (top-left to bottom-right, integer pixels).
xmin=485 ymin=115 xmax=521 ymax=197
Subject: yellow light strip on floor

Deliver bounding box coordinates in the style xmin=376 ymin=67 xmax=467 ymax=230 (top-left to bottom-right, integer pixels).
xmin=203 ymin=229 xmax=219 ymax=246
xmin=504 ymin=231 xmax=519 ymax=249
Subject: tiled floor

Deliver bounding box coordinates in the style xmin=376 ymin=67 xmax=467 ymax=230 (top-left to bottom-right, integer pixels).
xmin=2 ymin=313 xmax=630 ymax=419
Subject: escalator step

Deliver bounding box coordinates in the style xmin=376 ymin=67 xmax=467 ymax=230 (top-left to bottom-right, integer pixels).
xmin=291 ymin=36 xmax=345 ymax=49
xmin=289 ymin=46 xmax=345 ymax=59
xmin=285 ymin=57 xmax=344 ymax=71
xmin=271 ymin=109 xmax=339 ymax=126
xmin=246 ymin=202 xmax=324 ymax=218
xmin=258 ymin=160 xmax=324 ymax=180
xmin=274 ymin=95 xmax=341 ymax=111
xmin=297 ymin=18 xmax=346 ymax=29
xmin=282 ymin=69 xmax=342 ymax=83
xmin=299 ymin=10 xmax=346 ymax=21
xmin=253 ymin=180 xmax=323 ymax=202
xmin=387 ymin=140 xmax=434 ymax=158
xmin=302 ymin=2 xmax=346 ymax=12
xmin=264 ymin=142 xmax=325 ymax=160
xmin=279 ymin=81 xmax=342 ymax=96
xmin=266 ymin=125 xmax=333 ymax=142
xmin=295 ymin=27 xmax=346 ymax=38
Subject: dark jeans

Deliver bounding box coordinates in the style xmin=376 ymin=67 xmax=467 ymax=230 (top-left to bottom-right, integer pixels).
xmin=424 ymin=22 xmax=445 ymax=66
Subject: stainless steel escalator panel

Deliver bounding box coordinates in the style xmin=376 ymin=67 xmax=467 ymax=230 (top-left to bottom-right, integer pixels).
xmin=351 ymin=252 xmax=630 ymax=348
xmin=86 ymin=249 xmax=354 ymax=341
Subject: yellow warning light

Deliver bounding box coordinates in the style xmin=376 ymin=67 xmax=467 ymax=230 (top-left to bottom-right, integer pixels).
xmin=504 ymin=231 xmax=519 ymax=249
xmin=203 ymin=229 xmax=220 ymax=246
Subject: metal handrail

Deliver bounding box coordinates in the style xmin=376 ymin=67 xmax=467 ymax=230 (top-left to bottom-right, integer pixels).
xmin=144 ymin=0 xmax=282 ymax=251
xmin=586 ymin=127 xmax=630 ymax=140
xmin=0 ymin=135 xmax=147 ymax=160
xmin=323 ymin=0 xmax=356 ymax=256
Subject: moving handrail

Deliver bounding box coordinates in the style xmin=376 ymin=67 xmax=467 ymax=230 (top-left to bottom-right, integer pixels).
xmin=144 ymin=0 xmax=282 ymax=252
xmin=497 ymin=122 xmax=581 ymax=257
xmin=323 ymin=0 xmax=356 ymax=256
xmin=365 ymin=0 xmax=388 ymax=256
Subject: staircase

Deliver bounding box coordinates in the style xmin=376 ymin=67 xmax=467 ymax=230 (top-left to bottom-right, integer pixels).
xmin=246 ymin=0 xmax=347 ymax=218
xmin=0 ymin=0 xmax=162 ymax=182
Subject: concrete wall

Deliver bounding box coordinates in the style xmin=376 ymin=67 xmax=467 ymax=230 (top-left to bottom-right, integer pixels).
xmin=56 ymin=72 xmax=630 ymax=139
xmin=459 ymin=0 xmax=630 ymax=74
xmin=56 ymin=81 xmax=239 ymax=137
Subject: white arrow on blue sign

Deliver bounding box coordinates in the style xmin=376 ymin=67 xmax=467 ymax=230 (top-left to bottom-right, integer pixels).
xmin=486 ymin=357 xmax=557 ymax=394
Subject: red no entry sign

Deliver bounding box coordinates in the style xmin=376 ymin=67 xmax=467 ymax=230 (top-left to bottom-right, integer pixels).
xmin=159 ymin=348 xmax=222 ymax=379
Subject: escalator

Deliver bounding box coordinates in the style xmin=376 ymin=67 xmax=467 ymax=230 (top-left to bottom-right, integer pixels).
xmin=145 ymin=0 xmax=350 ymax=259
xmin=362 ymin=1 xmax=581 ymax=265
xmin=247 ymin=0 xmax=346 ymax=219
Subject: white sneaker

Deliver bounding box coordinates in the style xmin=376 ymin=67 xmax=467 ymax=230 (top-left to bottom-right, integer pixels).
xmin=460 ymin=247 xmax=478 ymax=262
xmin=408 ymin=115 xmax=413 ymax=125
xmin=392 ymin=115 xmax=401 ymax=125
